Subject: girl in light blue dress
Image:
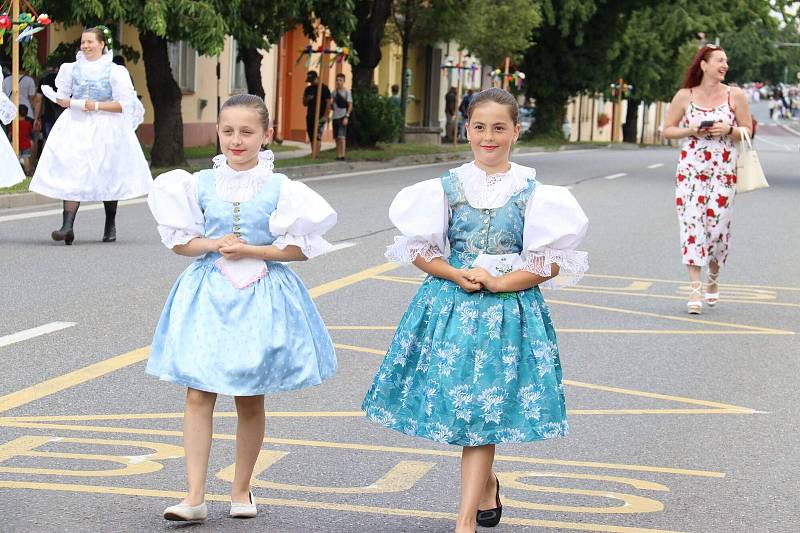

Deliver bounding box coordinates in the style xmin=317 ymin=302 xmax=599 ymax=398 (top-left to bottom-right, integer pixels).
xmin=146 ymin=95 xmax=337 ymax=523
xmin=362 ymin=88 xmax=588 ymax=533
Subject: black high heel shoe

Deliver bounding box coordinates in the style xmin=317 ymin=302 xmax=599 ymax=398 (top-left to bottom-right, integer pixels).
xmin=476 ymin=474 xmax=502 ymax=527
xmin=51 ymin=210 xmax=76 ymax=245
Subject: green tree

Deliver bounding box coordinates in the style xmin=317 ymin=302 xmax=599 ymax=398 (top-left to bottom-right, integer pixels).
xmin=456 ymin=0 xmax=541 ymax=69
xmin=350 ymin=0 xmax=394 ymax=88
xmin=521 ymin=0 xmax=656 ymax=137
xmin=36 ymin=0 xmax=227 ymax=167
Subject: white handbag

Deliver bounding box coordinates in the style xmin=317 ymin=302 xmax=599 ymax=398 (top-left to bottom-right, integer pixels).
xmin=735 ymin=127 xmax=768 ymax=194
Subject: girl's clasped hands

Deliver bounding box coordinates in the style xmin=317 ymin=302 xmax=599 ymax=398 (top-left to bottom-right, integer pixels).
xmin=454 ymin=267 xmax=499 ymax=293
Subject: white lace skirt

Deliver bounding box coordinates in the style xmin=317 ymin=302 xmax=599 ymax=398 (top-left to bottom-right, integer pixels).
xmin=30 ymin=108 xmax=151 ymax=201
xmin=0 ymin=133 xmax=25 ymax=188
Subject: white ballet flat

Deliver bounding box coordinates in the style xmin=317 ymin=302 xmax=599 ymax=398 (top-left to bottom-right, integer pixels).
xmin=230 ymin=490 xmax=257 ymax=518
xmin=163 ymin=501 xmax=207 ymax=522
xmin=705 ymin=271 xmax=720 ymax=307
xmin=687 ymin=281 xmax=703 ymax=315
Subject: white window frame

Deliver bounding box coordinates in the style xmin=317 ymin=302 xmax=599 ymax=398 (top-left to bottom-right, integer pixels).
xmin=168 ymin=41 xmax=197 ymax=92
xmin=229 ymin=37 xmax=248 ymax=94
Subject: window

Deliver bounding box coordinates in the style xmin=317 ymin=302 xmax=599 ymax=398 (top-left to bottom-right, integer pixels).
xmin=168 ymin=41 xmax=196 ymax=92
xmin=230 ymin=38 xmax=248 ymax=94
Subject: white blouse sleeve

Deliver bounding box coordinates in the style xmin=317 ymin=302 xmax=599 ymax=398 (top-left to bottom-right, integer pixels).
xmin=110 ymin=65 xmax=145 ymax=129
xmin=270 ymin=178 xmax=337 ymax=258
xmin=384 ymin=179 xmax=449 ymax=263
xmin=0 ymin=92 xmax=15 ymax=125
xmin=54 ymin=63 xmax=74 ymax=99
xmin=522 ymin=184 xmax=589 ymax=288
xmin=147 ymin=169 xmax=204 ymax=249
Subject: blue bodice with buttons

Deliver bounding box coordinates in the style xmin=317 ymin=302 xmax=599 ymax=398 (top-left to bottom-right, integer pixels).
xmin=196 ymin=168 xmax=284 ymax=246
xmin=71 ymin=61 xmax=114 ymax=102
xmin=441 ymin=171 xmax=536 ymax=269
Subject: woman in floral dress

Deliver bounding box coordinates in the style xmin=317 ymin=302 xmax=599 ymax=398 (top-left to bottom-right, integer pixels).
xmin=362 ymin=89 xmax=589 ymax=533
xmin=663 ymin=45 xmax=752 ymax=314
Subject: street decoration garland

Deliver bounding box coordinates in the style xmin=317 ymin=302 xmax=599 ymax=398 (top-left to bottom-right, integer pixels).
xmin=440 ymin=60 xmax=480 ymax=86
xmin=491 ymin=68 xmax=526 ymax=90
xmin=295 ymin=44 xmax=350 ymax=68
xmin=0 ymin=0 xmax=52 ymax=45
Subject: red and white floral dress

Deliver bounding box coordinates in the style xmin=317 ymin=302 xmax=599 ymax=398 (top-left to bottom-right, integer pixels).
xmin=675 ymin=87 xmax=737 ymax=267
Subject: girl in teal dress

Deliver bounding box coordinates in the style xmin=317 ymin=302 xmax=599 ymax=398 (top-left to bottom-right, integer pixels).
xmin=362 ymin=88 xmax=589 ymax=532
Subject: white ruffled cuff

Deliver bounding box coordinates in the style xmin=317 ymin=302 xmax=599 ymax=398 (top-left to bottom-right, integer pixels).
xmin=522 ymin=247 xmax=589 ymax=288
xmin=157 ymin=227 xmax=202 ymax=249
xmin=0 ymin=95 xmax=16 ymax=125
xmin=273 ymin=233 xmax=333 ymax=259
xmin=121 ymin=97 xmax=145 ymax=129
xmin=385 ymin=237 xmax=444 ymax=264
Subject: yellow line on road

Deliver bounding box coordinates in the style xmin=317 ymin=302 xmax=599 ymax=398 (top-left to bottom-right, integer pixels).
xmin=561 ymin=287 xmax=800 ymax=308
xmin=334 ymin=342 xmax=386 ymax=355
xmin=548 ymin=299 xmax=794 ymax=335
xmin=0 ymin=480 xmax=684 ymax=532
xmin=583 ymin=273 xmax=800 ymax=292
xmin=0 ymin=263 xmax=401 ymax=414
xmin=331 ymin=325 xmax=790 ymax=335
xmin=0 ymin=348 xmax=150 ymax=414
xmin=0 ymin=419 xmax=724 ymax=478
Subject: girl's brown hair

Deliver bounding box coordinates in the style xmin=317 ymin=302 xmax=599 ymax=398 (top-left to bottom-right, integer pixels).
xmin=466 ymin=88 xmax=519 ymax=125
xmin=681 ymin=45 xmax=726 ymax=89
xmin=220 ymin=94 xmax=271 ymax=131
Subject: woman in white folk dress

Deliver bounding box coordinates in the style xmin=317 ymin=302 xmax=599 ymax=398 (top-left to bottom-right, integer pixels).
xmin=30 ymin=26 xmax=151 ymax=245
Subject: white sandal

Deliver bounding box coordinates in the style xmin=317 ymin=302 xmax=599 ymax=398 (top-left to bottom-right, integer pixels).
xmin=705 ymin=271 xmax=720 ymax=307
xmin=687 ymin=281 xmax=703 ymax=314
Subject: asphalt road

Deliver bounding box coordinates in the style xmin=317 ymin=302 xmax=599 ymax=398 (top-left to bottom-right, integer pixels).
xmin=0 ymin=102 xmax=798 ymax=533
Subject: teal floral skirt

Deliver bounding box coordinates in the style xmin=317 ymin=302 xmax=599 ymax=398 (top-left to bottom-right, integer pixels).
xmin=362 ymin=275 xmax=568 ymax=446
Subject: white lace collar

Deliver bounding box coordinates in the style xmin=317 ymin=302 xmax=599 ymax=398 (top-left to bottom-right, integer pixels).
xmin=75 ymin=51 xmax=113 ymax=68
xmin=212 ymin=150 xmax=275 ymax=173
xmin=453 ymin=161 xmax=535 ymax=209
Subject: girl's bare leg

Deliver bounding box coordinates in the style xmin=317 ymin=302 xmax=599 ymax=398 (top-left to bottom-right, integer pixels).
xmin=455 ymin=444 xmax=495 ymax=532
xmin=231 ymin=394 xmax=265 ymax=503
xmin=182 ymin=388 xmax=217 ymax=505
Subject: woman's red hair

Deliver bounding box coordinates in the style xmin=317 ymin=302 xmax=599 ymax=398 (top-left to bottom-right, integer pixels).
xmin=681 ymin=45 xmax=726 ymax=89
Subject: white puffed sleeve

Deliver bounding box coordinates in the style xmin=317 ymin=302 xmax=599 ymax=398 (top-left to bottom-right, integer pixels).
xmin=270 ymin=179 xmax=337 ymax=258
xmin=0 ymin=92 xmax=15 ymax=125
xmin=54 ymin=63 xmax=74 ymax=99
xmin=384 ymin=179 xmax=449 ymax=263
xmin=147 ymin=169 xmax=205 ymax=249
xmin=522 ymin=185 xmax=589 ymax=288
xmin=110 ymin=65 xmax=145 ymax=129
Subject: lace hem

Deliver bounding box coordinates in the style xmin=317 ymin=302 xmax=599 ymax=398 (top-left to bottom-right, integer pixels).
xmin=157 ymin=227 xmax=201 ymax=249
xmin=273 ymin=233 xmax=333 ymax=259
xmin=521 ymin=248 xmax=589 ymax=288
xmin=385 ymin=237 xmax=444 ymax=264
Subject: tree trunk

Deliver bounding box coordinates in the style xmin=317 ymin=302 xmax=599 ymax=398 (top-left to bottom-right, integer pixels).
xmin=530 ymin=92 xmax=568 ymax=137
xmin=623 ymin=97 xmax=640 ymax=144
xmin=351 ymin=0 xmax=393 ymax=88
xmin=239 ymin=46 xmax=265 ymax=100
xmin=139 ymin=31 xmax=185 ymax=167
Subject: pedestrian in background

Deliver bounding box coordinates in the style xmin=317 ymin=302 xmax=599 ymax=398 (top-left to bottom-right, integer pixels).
xmin=331 ymin=72 xmax=353 ymax=161
xmin=389 ymin=84 xmax=401 ymax=107
xmin=29 ymin=26 xmax=150 ymax=245
xmin=445 ymin=86 xmax=457 ymax=141
xmin=303 ymin=70 xmax=331 ymax=158
xmin=14 ymin=104 xmax=33 ymax=175
xmin=0 ymin=91 xmax=25 ymax=187
xmin=35 ymin=64 xmax=63 ymax=148
xmin=362 ymin=88 xmax=588 ymax=533
xmin=663 ymin=44 xmax=752 ymax=314
xmin=146 ymin=94 xmax=338 ymax=523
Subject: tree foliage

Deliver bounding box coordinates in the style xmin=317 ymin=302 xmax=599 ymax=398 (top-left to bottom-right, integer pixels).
xmin=456 ymin=0 xmax=541 ymax=68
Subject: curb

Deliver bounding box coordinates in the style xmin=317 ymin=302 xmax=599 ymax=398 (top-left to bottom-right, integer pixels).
xmin=1 ymin=144 xmax=598 ymax=210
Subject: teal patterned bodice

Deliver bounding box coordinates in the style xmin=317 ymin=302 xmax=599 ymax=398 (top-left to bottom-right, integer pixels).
xmin=71 ymin=61 xmax=113 ymax=102
xmin=441 ymin=171 xmax=537 ymax=269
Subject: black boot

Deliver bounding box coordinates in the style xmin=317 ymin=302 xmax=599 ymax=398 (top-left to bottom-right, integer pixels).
xmin=102 ymin=201 xmax=117 ymax=242
xmin=51 ymin=210 xmax=76 ymax=245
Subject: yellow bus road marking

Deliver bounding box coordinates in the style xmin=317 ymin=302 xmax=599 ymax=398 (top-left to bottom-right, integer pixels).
xmin=547 ymin=299 xmax=794 ymax=335
xmin=0 ymin=420 xmax=725 ymax=478
xmin=0 ymin=480 xmax=684 ymax=532
xmin=0 ymin=263 xmax=402 ymax=414
xmin=334 ymin=343 xmax=386 ymax=355
xmin=330 ymin=325 xmax=790 ymax=335
xmin=560 ymin=287 xmax=799 ymax=308
xmin=0 ymin=348 xmax=150 ymax=414
xmin=583 ymin=273 xmax=800 ymax=292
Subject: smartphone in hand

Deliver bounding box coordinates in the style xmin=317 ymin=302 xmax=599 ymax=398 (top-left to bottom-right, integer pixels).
xmin=699 ymin=120 xmax=715 ymax=130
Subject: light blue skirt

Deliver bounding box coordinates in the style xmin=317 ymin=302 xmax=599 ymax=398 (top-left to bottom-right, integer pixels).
xmin=147 ymin=256 xmax=336 ymax=396
xmin=362 ymin=275 xmax=568 ymax=446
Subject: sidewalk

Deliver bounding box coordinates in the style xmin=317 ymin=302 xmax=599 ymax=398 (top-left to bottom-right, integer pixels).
xmin=185 ymin=139 xmax=333 ymax=167
xmin=0 ymin=144 xmax=594 ymax=210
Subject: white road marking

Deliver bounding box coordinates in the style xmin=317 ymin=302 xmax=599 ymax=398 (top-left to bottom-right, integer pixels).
xmin=603 ymin=173 xmax=627 ymax=180
xmin=0 ymin=198 xmax=147 ymax=224
xmin=329 ymin=242 xmax=358 ymax=252
xmin=0 ymin=322 xmax=76 ymax=348
xmin=755 ymin=135 xmax=795 ymax=151
xmin=647 ymin=163 xmax=664 ymax=169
